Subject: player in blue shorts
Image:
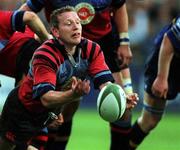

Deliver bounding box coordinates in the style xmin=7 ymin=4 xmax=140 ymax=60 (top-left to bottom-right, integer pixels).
xmin=128 ymin=15 xmax=180 ymax=149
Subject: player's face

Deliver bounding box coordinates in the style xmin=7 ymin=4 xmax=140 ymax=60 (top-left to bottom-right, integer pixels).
xmin=57 ymin=11 xmax=82 ymax=46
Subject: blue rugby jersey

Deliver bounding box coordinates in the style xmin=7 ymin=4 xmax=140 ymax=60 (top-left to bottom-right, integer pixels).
xmin=154 ymin=16 xmax=180 ymax=52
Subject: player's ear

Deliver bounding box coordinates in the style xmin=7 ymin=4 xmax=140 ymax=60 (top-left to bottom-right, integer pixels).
xmin=50 ymin=27 xmax=60 ymax=39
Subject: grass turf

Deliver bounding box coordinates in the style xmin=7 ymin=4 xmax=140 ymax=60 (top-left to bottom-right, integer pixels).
xmin=67 ymin=109 xmax=180 ymax=150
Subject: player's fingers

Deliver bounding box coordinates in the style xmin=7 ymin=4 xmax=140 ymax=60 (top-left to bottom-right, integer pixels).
xmin=71 ymin=76 xmax=78 ymax=88
xmin=58 ymin=113 xmax=64 ymax=124
xmin=120 ymin=57 xmax=129 ymax=68
xmin=131 ymin=93 xmax=139 ymax=101
xmin=81 ymin=80 xmax=90 ymax=94
xmin=163 ymin=90 xmax=167 ymax=99
xmin=152 ymin=88 xmax=161 ymax=97
xmin=84 ymin=83 xmax=90 ymax=94
xmin=127 ymin=57 xmax=132 ymax=65
xmin=77 ymin=80 xmax=83 ymax=90
xmin=127 ymin=93 xmax=138 ymax=101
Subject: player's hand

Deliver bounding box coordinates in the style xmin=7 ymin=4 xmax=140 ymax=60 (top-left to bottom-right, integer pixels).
xmin=48 ymin=113 xmax=64 ymax=129
xmin=126 ymin=93 xmax=139 ymax=109
xmin=117 ymin=45 xmax=132 ymax=68
xmin=152 ymin=76 xmax=168 ymax=99
xmin=71 ymin=76 xmax=90 ymax=98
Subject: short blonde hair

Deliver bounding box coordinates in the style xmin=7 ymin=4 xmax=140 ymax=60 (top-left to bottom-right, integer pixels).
xmin=50 ymin=6 xmax=76 ymax=28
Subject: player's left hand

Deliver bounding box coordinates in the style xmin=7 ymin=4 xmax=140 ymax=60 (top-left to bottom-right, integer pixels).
xmin=48 ymin=113 xmax=64 ymax=129
xmin=152 ymin=76 xmax=168 ymax=99
xmin=126 ymin=93 xmax=139 ymax=109
xmin=117 ymin=45 xmax=132 ymax=68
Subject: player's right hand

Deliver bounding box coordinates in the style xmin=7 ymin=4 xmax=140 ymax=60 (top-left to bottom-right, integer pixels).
xmin=71 ymin=76 xmax=90 ymax=98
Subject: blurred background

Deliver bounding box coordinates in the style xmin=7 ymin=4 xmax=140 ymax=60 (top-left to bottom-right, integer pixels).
xmin=0 ymin=0 xmax=180 ymax=149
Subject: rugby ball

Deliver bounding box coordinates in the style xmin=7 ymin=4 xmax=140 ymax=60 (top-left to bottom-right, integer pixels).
xmin=97 ymin=83 xmax=127 ymax=122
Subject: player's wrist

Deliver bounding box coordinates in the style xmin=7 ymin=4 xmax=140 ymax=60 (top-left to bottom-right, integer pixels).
xmin=123 ymin=78 xmax=133 ymax=94
xmin=119 ymin=32 xmax=130 ymax=46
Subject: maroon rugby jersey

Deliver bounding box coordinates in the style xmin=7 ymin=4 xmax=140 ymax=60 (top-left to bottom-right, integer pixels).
xmin=0 ymin=10 xmax=25 ymax=40
xmin=0 ymin=27 xmax=34 ymax=77
xmin=18 ymin=38 xmax=114 ymax=113
xmin=26 ymin=0 xmax=125 ymax=40
xmin=0 ymin=10 xmax=27 ymax=77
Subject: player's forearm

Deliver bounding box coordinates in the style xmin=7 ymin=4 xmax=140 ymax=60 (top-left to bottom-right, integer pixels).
xmin=40 ymin=90 xmax=80 ymax=108
xmin=121 ymin=68 xmax=133 ymax=94
xmin=23 ymin=11 xmax=50 ymax=42
xmin=114 ymin=3 xmax=128 ymax=32
xmin=114 ymin=4 xmax=130 ymax=46
xmin=157 ymin=34 xmax=174 ymax=80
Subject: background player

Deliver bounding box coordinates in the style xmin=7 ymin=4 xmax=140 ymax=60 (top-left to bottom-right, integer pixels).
xmin=0 ymin=9 xmax=51 ymax=86
xmin=0 ymin=9 xmax=53 ymax=150
xmin=0 ymin=9 xmax=51 ymax=44
xmin=128 ymin=15 xmax=180 ymax=149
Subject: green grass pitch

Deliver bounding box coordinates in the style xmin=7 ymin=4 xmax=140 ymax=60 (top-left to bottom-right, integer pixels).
xmin=67 ymin=109 xmax=180 ymax=150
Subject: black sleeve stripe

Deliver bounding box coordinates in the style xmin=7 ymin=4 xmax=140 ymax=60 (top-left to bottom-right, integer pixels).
xmin=12 ymin=10 xmax=26 ymax=32
xmin=36 ymin=48 xmax=60 ymax=66
xmin=81 ymin=39 xmax=88 ymax=58
xmin=44 ymin=42 xmax=59 ymax=53
xmin=33 ymin=54 xmax=57 ymax=71
xmin=111 ymin=0 xmax=126 ymax=8
xmin=88 ymin=42 xmax=96 ymax=63
xmin=97 ymin=47 xmax=102 ymax=55
xmin=33 ymin=62 xmax=54 ymax=70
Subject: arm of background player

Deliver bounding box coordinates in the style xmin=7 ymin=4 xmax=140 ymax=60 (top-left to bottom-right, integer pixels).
xmin=23 ymin=11 xmax=52 ymax=42
xmin=19 ymin=0 xmax=44 ymax=12
xmin=113 ymin=3 xmax=132 ymax=67
xmin=19 ymin=2 xmax=32 ymax=11
xmin=152 ymin=34 xmax=174 ymax=98
xmin=157 ymin=34 xmax=174 ymax=82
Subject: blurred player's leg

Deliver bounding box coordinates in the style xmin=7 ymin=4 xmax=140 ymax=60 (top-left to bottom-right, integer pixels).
xmin=27 ymin=128 xmax=48 ymax=150
xmin=110 ymin=110 xmax=132 ymax=150
xmin=46 ymin=101 xmax=80 ymax=150
xmin=46 ymin=120 xmax=72 ymax=150
xmin=110 ymin=68 xmax=133 ymax=150
xmin=129 ymin=92 xmax=166 ymax=149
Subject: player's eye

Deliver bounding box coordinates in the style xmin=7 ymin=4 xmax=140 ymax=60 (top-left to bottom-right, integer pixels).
xmin=64 ymin=20 xmax=71 ymax=25
xmin=76 ymin=19 xmax=81 ymax=24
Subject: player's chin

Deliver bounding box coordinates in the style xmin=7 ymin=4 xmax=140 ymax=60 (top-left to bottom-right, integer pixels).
xmin=72 ymin=38 xmax=81 ymax=44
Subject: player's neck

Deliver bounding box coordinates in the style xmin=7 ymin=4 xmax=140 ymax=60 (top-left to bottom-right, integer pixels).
xmin=65 ymin=46 xmax=76 ymax=55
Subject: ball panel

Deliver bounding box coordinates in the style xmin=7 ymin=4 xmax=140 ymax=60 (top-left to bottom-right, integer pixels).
xmin=119 ymin=93 xmax=126 ymax=117
xmin=99 ymin=84 xmax=113 ymax=102
xmin=113 ymin=84 xmax=127 ymax=118
xmin=109 ymin=84 xmax=124 ymax=118
xmin=99 ymin=93 xmax=120 ymax=122
xmin=97 ymin=84 xmax=107 ymax=109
